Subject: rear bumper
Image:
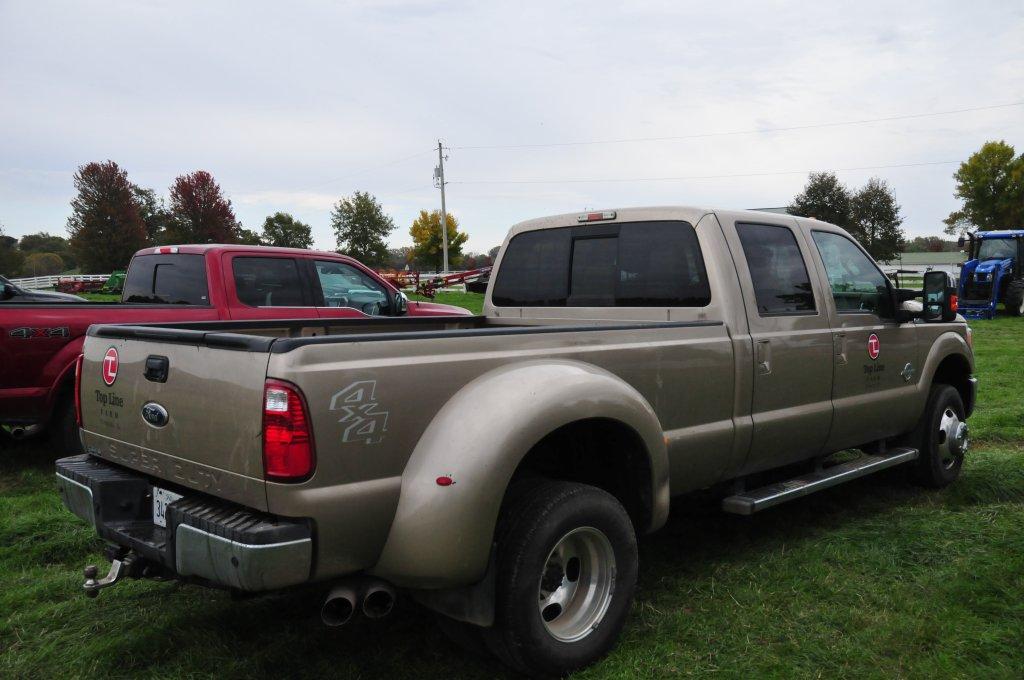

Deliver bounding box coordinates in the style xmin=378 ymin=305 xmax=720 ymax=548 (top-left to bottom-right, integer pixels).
xmin=56 ymin=455 xmax=313 ymax=592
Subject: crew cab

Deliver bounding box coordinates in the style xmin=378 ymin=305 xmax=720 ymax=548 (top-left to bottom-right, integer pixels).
xmin=58 ymin=208 xmax=975 ymax=676
xmin=1 ymin=244 xmax=469 ymax=449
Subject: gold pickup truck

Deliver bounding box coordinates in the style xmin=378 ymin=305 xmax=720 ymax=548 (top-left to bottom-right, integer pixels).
xmin=57 ymin=207 xmax=975 ymax=676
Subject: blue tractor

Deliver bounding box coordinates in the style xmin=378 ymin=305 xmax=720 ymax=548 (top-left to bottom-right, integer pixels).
xmin=957 ymin=230 xmax=1024 ymax=319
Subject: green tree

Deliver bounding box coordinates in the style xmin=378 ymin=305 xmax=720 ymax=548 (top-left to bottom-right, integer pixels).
xmin=943 ymin=141 xmax=1024 ymax=235
xmin=409 ymin=210 xmax=469 ymax=271
xmin=261 ymin=212 xmax=313 ymax=249
xmin=167 ymin=170 xmax=240 ymax=243
xmin=66 ymin=160 xmax=148 ymax=272
xmin=331 ymin=191 xmax=394 ymax=266
xmin=22 ymin=252 xmax=65 ymax=276
xmin=850 ymin=177 xmax=905 ymax=261
xmin=0 ymin=226 xmax=24 ymax=277
xmin=19 ymin=231 xmax=75 ymax=269
xmin=236 ymin=228 xmax=264 ymax=246
xmin=132 ymin=186 xmax=173 ymax=245
xmin=788 ymin=172 xmax=853 ymax=228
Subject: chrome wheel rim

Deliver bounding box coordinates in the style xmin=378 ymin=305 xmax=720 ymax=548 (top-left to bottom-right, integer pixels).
xmin=937 ymin=407 xmax=968 ymax=469
xmin=537 ymin=526 xmax=616 ymax=643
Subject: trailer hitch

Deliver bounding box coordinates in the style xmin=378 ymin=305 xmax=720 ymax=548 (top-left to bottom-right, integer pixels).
xmin=83 ymin=551 xmax=147 ymax=598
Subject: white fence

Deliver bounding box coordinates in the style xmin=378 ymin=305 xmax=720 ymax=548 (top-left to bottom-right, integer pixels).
xmin=10 ymin=274 xmax=110 ymax=290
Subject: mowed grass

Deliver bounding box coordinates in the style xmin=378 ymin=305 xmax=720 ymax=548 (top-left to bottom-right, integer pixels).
xmin=1 ymin=314 xmax=1022 ymax=678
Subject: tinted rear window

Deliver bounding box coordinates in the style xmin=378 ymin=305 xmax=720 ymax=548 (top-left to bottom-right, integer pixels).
xmin=123 ymin=254 xmax=209 ymax=304
xmin=492 ymin=221 xmax=710 ymax=307
xmin=735 ymin=223 xmax=815 ymax=315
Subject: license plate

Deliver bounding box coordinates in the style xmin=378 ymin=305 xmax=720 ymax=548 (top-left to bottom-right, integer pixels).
xmin=152 ymin=486 xmax=184 ymax=528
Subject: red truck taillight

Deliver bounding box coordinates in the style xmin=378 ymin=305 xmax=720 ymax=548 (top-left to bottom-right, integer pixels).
xmin=263 ymin=379 xmax=315 ymax=481
xmin=74 ymin=354 xmax=84 ymax=427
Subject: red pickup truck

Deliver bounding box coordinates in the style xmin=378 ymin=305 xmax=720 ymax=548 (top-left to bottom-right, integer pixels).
xmin=1 ymin=244 xmax=470 ymax=451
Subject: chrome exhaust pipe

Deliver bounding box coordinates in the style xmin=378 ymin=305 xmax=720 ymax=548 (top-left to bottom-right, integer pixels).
xmin=361 ymin=581 xmax=396 ymax=619
xmin=321 ymin=584 xmax=359 ymax=626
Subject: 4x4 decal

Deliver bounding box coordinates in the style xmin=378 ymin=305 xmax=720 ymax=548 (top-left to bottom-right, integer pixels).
xmin=9 ymin=326 xmax=70 ymax=339
xmin=329 ymin=380 xmax=389 ymax=445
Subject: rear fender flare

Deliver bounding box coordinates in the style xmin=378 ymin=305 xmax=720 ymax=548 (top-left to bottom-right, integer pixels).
xmin=371 ymin=359 xmax=668 ymax=588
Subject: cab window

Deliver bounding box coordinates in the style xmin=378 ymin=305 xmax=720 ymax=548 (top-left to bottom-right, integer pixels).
xmin=314 ymin=260 xmax=391 ymax=315
xmin=232 ymin=257 xmax=306 ymax=307
xmin=811 ymin=231 xmax=892 ymax=316
xmin=735 ymin=223 xmax=816 ymax=315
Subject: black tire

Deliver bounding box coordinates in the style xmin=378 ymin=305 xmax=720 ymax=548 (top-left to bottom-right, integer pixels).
xmin=51 ymin=394 xmax=84 ymax=456
xmin=1006 ymin=280 xmax=1024 ymax=317
xmin=903 ymin=384 xmax=968 ymax=488
xmin=482 ymin=480 xmax=638 ymax=677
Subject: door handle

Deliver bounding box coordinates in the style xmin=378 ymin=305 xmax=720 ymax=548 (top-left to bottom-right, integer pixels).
xmin=756 ymin=340 xmax=771 ymax=375
xmin=834 ymin=333 xmax=848 ymax=365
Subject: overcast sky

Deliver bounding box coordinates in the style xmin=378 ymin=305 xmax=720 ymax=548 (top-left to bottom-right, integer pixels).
xmin=2 ymin=0 xmax=1022 ymax=254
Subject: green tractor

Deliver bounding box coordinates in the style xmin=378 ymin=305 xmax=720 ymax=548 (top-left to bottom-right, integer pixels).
xmin=99 ymin=270 xmax=126 ymax=295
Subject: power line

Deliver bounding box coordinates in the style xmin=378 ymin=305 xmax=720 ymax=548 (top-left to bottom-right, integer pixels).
xmin=447 ymin=160 xmax=959 ymax=185
xmin=452 ymin=101 xmax=1024 ymax=151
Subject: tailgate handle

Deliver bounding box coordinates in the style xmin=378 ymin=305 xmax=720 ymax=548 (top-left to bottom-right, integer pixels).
xmin=144 ymin=356 xmax=169 ymax=383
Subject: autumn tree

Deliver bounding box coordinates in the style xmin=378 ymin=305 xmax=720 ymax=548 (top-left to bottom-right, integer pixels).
xmin=167 ymin=170 xmax=240 ymax=243
xmin=410 ymin=209 xmax=468 ymax=271
xmin=262 ymin=212 xmax=313 ymax=249
xmin=66 ymin=161 xmax=148 ymax=272
xmin=850 ymin=178 xmax=905 ymax=261
xmin=943 ymin=141 xmax=1024 ymax=235
xmin=331 ymin=191 xmax=394 ymax=266
xmin=0 ymin=226 xmax=24 ymax=277
xmin=788 ymin=172 xmax=853 ymax=229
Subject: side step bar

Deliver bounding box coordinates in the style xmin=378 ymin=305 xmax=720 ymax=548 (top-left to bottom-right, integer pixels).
xmin=722 ymin=448 xmax=919 ymax=515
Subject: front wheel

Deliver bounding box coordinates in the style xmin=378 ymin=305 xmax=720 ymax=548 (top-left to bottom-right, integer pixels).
xmin=1005 ymin=280 xmax=1024 ymax=317
xmin=906 ymin=384 xmax=968 ymax=488
xmin=483 ymin=480 xmax=638 ymax=677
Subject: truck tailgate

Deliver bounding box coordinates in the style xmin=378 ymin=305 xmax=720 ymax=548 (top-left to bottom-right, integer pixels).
xmin=79 ymin=335 xmax=271 ymax=511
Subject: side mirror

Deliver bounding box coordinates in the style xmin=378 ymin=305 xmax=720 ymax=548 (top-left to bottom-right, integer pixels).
xmin=957 ymin=235 xmax=965 ymax=248
xmin=922 ymin=270 xmax=957 ymax=322
xmin=1 ymin=283 xmax=14 ymax=300
xmin=393 ymin=290 xmax=408 ymax=316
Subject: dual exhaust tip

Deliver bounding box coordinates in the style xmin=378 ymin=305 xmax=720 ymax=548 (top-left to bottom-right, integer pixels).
xmin=321 ymin=578 xmax=396 ymax=626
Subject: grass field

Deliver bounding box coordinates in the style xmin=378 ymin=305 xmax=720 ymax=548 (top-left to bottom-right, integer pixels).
xmin=1 ymin=310 xmax=1022 ymax=678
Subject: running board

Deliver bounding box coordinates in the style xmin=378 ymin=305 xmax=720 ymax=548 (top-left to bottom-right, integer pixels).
xmin=721 ymin=448 xmax=919 ymax=515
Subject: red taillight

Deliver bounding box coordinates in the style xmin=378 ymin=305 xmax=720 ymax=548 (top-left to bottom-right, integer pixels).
xmin=950 ymin=294 xmax=958 ymax=312
xmin=74 ymin=354 xmax=84 ymax=427
xmin=576 ymin=211 xmax=616 ymax=223
xmin=262 ymin=379 xmax=315 ymax=481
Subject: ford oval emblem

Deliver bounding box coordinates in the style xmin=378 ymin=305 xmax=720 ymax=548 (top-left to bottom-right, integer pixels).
xmin=141 ymin=402 xmax=169 ymax=428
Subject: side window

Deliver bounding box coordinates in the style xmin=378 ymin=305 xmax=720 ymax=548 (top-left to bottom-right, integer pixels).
xmin=811 ymin=231 xmax=892 ymax=316
xmin=735 ymin=223 xmax=816 ymax=315
xmin=314 ymin=260 xmax=391 ymax=315
xmin=232 ymin=257 xmax=305 ymax=307
xmin=491 ymin=221 xmax=710 ymax=307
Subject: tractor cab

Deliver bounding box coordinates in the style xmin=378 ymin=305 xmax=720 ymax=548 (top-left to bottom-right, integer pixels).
xmin=957 ymin=230 xmax=1024 ymax=319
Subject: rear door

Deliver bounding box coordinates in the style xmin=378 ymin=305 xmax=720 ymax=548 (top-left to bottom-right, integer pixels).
xmin=719 ymin=215 xmax=834 ymax=473
xmin=79 ymin=335 xmax=271 ymax=510
xmin=803 ymin=226 xmax=920 ymax=449
xmin=223 ymin=254 xmax=319 ymax=320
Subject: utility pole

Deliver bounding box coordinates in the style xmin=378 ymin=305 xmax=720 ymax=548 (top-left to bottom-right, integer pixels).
xmin=434 ymin=140 xmax=449 ymax=273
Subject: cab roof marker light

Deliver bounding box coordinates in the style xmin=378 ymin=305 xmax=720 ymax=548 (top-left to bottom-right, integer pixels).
xmin=154 ymin=246 xmax=179 ymax=254
xmin=577 ymin=211 xmax=616 ymax=223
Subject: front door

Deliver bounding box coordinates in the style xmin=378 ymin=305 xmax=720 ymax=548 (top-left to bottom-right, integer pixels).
xmin=804 ymin=228 xmax=919 ymax=450
xmin=722 ymin=217 xmax=835 ymax=474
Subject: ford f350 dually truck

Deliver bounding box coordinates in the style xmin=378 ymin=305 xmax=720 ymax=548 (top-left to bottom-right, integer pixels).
xmin=58 ymin=207 xmax=975 ymax=676
xmin=1 ymin=244 xmax=468 ymax=452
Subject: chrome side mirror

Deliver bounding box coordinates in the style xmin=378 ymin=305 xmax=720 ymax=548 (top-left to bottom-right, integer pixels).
xmin=923 ymin=271 xmax=957 ymax=322
xmin=394 ymin=291 xmax=409 ymax=316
